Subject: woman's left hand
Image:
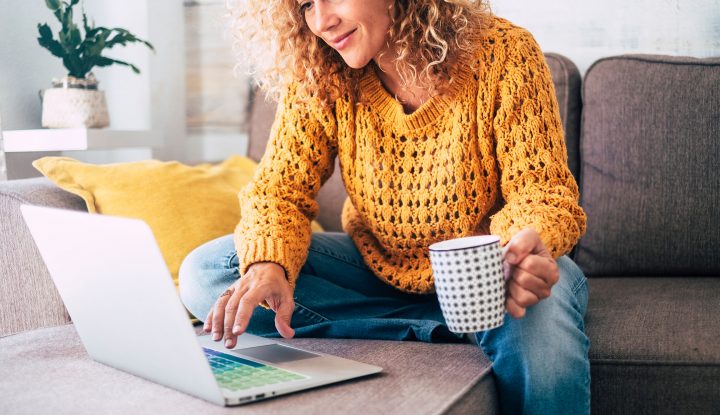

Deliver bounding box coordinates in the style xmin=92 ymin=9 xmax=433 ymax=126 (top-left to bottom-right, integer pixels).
xmin=502 ymin=228 xmax=560 ymax=319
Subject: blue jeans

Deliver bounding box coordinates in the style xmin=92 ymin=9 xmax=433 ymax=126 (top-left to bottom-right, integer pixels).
xmin=179 ymin=232 xmax=590 ymax=414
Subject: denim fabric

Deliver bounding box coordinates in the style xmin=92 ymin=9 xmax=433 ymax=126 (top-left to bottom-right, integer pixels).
xmin=179 ymin=232 xmax=590 ymax=415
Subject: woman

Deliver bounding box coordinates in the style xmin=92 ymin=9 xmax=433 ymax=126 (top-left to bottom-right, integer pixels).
xmin=180 ymin=1 xmax=590 ymax=413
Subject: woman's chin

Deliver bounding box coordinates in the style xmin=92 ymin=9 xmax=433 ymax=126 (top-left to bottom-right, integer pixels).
xmin=340 ymin=54 xmax=372 ymax=70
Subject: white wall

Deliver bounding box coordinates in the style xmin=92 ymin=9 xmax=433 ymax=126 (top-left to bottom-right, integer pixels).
xmin=147 ymin=0 xmax=187 ymax=162
xmin=0 ymin=1 xmax=62 ymax=178
xmin=492 ymin=0 xmax=720 ymax=75
xmin=185 ymin=0 xmax=249 ymax=164
xmin=82 ymin=0 xmax=152 ymax=130
xmin=0 ymin=0 xmax=185 ymax=178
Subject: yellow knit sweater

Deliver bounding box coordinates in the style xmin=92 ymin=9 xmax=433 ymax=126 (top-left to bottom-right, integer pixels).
xmin=235 ymin=16 xmax=586 ymax=294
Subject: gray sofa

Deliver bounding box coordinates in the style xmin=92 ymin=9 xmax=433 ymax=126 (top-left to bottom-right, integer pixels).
xmin=1 ymin=53 xmax=718 ymax=414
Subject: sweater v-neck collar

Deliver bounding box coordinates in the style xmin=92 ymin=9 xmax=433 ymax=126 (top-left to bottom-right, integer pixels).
xmin=359 ymin=59 xmax=475 ymax=131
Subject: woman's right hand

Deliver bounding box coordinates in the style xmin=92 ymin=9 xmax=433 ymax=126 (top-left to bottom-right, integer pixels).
xmin=204 ymin=261 xmax=295 ymax=348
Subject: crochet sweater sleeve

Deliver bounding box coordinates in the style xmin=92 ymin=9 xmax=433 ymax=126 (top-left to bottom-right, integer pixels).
xmin=234 ymin=84 xmax=337 ymax=289
xmin=489 ymin=31 xmax=587 ymax=257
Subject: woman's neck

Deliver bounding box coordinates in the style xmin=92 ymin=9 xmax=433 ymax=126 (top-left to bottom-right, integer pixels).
xmin=372 ymin=59 xmax=432 ymax=114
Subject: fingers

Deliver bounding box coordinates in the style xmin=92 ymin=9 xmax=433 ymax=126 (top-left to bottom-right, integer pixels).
xmin=503 ymin=228 xmax=543 ymax=266
xmin=211 ymin=288 xmax=235 ymax=341
xmin=506 ymin=296 xmax=526 ymax=319
xmin=232 ymin=293 xmax=261 ymax=338
xmin=203 ymin=309 xmax=213 ymax=333
xmin=222 ymin=286 xmax=248 ymax=348
xmin=511 ymin=253 xmax=559 ymax=294
xmin=503 ymin=253 xmax=559 ymax=319
xmin=274 ymin=297 xmax=295 ymax=339
xmin=506 ymin=279 xmax=539 ymax=318
xmin=213 ymin=287 xmax=266 ymax=349
xmin=508 ymin=279 xmax=540 ymax=308
xmin=204 ymin=261 xmax=295 ymax=348
xmin=512 ymin=267 xmax=552 ymax=300
xmin=500 ymin=228 xmax=564 ymax=319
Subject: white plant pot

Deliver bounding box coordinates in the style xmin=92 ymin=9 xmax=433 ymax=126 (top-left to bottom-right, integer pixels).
xmin=41 ymin=86 xmax=110 ymax=129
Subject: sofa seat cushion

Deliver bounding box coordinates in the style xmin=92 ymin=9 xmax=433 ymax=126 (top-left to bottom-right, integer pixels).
xmin=0 ymin=324 xmax=497 ymax=414
xmin=586 ymin=277 xmax=720 ymax=414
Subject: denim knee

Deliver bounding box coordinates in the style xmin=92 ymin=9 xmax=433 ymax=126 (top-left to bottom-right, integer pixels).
xmin=478 ymin=255 xmax=590 ymax=414
xmin=178 ymin=234 xmax=238 ymax=321
xmin=555 ymin=255 xmax=589 ymax=316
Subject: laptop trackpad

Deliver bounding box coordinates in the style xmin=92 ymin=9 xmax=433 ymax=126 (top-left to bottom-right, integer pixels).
xmin=237 ymin=344 xmax=319 ymax=364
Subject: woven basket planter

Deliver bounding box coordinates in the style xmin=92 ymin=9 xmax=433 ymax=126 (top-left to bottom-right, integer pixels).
xmin=41 ymin=75 xmax=109 ymax=129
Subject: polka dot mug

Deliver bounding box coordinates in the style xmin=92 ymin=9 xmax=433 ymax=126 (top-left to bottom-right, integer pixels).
xmin=429 ymin=235 xmax=506 ymax=333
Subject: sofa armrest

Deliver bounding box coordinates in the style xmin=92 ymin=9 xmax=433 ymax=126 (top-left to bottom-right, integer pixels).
xmin=0 ymin=178 xmax=87 ymax=337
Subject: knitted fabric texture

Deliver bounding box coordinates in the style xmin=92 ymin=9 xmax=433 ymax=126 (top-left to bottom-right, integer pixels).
xmin=235 ymin=16 xmax=586 ymax=294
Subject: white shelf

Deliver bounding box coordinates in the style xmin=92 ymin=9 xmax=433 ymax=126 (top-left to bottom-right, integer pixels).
xmin=3 ymin=129 xmax=159 ymax=153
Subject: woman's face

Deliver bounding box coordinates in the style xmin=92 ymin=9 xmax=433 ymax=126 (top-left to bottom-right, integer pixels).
xmin=299 ymin=0 xmax=394 ymax=69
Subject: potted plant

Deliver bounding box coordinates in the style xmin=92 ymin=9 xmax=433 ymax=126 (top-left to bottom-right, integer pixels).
xmin=37 ymin=0 xmax=154 ymax=128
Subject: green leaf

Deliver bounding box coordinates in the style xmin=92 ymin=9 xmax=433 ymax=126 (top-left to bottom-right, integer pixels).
xmin=82 ymin=8 xmax=91 ymax=33
xmin=105 ymin=30 xmax=131 ymax=48
xmin=69 ymin=25 xmax=81 ymax=45
xmin=62 ymin=5 xmax=73 ymax=31
xmin=52 ymin=4 xmax=63 ymax=22
xmin=62 ymin=55 xmax=85 ymax=78
xmin=39 ymin=0 xmax=153 ymax=77
xmin=44 ymin=0 xmax=61 ymax=11
xmin=105 ymin=29 xmax=154 ymax=52
xmin=94 ymin=56 xmax=141 ymax=74
xmin=85 ymin=24 xmax=100 ymax=40
xmin=37 ymin=23 xmax=65 ymax=59
xmin=83 ymin=34 xmax=108 ymax=58
xmin=139 ymin=38 xmax=155 ymax=52
xmin=37 ymin=22 xmax=54 ymax=41
xmin=59 ymin=24 xmax=82 ymax=51
xmin=94 ymin=27 xmax=113 ymax=42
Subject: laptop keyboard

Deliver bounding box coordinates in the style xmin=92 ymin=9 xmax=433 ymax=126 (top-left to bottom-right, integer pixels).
xmin=203 ymin=348 xmax=307 ymax=391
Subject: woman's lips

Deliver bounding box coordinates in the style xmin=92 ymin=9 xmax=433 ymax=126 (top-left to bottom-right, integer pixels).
xmin=329 ymin=29 xmax=356 ymax=51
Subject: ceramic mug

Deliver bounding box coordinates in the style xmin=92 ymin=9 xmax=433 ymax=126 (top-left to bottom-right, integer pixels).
xmin=429 ymin=235 xmax=506 ymax=333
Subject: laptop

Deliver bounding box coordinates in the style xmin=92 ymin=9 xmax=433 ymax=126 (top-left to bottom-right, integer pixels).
xmin=20 ymin=204 xmax=382 ymax=406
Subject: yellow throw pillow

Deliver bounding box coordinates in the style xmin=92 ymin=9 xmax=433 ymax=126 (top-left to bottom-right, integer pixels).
xmin=32 ymin=156 xmax=324 ymax=288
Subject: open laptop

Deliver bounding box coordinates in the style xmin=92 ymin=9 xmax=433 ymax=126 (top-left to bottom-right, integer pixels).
xmin=20 ymin=204 xmax=382 ymax=406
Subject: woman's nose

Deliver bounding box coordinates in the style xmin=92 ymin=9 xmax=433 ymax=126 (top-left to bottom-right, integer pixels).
xmin=311 ymin=1 xmax=340 ymax=33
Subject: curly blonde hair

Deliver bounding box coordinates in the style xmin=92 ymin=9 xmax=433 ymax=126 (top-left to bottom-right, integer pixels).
xmin=229 ymin=0 xmax=492 ymax=104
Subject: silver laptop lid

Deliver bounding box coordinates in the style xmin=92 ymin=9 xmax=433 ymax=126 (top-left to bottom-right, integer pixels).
xmin=20 ymin=205 xmax=225 ymax=406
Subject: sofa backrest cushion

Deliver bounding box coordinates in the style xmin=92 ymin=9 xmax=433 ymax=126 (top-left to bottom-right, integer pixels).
xmin=0 ymin=177 xmax=84 ymax=337
xmin=574 ymin=55 xmax=720 ymax=276
xmin=545 ymin=53 xmax=582 ymax=181
xmin=247 ymin=53 xmax=582 ymax=232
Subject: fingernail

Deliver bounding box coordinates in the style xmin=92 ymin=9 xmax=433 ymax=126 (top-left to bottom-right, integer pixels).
xmin=506 ymin=252 xmax=517 ymax=264
xmin=232 ymin=325 xmax=241 ymax=334
xmin=225 ymin=339 xmax=232 ymax=348
xmin=213 ymin=332 xmax=221 ymax=341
